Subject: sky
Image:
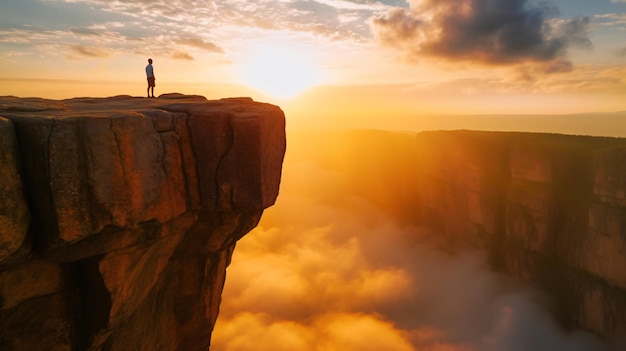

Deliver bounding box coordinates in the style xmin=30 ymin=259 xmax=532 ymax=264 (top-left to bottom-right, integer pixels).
xmin=1 ymin=0 xmax=626 ymax=124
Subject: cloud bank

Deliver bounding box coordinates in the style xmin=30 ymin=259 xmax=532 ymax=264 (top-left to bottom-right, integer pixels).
xmin=212 ymin=131 xmax=615 ymax=351
xmin=370 ymin=0 xmax=591 ymax=71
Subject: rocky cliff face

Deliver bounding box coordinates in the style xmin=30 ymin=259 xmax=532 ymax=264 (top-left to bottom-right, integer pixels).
xmin=0 ymin=94 xmax=286 ymax=350
xmin=413 ymin=130 xmax=626 ymax=339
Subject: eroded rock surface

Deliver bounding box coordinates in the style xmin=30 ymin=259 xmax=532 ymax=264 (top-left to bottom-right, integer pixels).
xmin=0 ymin=94 xmax=286 ymax=350
xmin=414 ymin=130 xmax=626 ymax=339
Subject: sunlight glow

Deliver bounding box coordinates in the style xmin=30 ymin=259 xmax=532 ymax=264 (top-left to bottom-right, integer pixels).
xmin=239 ymin=47 xmax=321 ymax=99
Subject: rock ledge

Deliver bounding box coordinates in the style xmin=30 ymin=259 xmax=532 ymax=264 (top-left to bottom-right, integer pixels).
xmin=0 ymin=94 xmax=286 ymax=351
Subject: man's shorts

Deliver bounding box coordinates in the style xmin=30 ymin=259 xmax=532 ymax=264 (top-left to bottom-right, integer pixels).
xmin=147 ymin=77 xmax=155 ymax=87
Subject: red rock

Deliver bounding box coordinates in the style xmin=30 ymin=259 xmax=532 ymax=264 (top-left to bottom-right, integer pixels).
xmin=0 ymin=94 xmax=286 ymax=350
xmin=0 ymin=117 xmax=30 ymax=263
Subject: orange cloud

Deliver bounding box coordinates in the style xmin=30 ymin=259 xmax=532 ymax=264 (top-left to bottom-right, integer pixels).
xmin=213 ymin=312 xmax=421 ymax=351
xmin=68 ymin=44 xmax=111 ymax=58
xmin=176 ymin=38 xmax=224 ymax=53
xmin=172 ymin=51 xmax=194 ymax=60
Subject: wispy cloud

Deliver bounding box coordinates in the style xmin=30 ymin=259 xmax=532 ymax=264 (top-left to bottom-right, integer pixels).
xmin=87 ymin=22 xmax=125 ymax=30
xmin=68 ymin=44 xmax=111 ymax=58
xmin=0 ymin=24 xmax=223 ymax=62
xmin=370 ymin=0 xmax=591 ymax=71
xmin=312 ymin=0 xmax=388 ymax=11
xmin=0 ymin=27 xmax=132 ymax=59
xmin=172 ymin=51 xmax=194 ymax=60
xmin=50 ymin=0 xmax=384 ymax=44
xmin=175 ymin=38 xmax=224 ymax=53
xmin=595 ymin=12 xmax=626 ymax=28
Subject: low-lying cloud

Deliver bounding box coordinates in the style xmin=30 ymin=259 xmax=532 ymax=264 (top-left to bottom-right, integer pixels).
xmin=370 ymin=0 xmax=591 ymax=70
xmin=212 ymin=131 xmax=615 ymax=351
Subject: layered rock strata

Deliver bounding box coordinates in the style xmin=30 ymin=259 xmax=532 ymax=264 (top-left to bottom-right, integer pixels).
xmin=0 ymin=94 xmax=286 ymax=350
xmin=413 ymin=130 xmax=626 ymax=339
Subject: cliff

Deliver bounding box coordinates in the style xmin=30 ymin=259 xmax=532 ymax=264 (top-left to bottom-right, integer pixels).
xmin=413 ymin=130 xmax=626 ymax=339
xmin=0 ymin=94 xmax=286 ymax=350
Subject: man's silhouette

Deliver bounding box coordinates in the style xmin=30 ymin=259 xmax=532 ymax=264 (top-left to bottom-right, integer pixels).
xmin=146 ymin=58 xmax=155 ymax=98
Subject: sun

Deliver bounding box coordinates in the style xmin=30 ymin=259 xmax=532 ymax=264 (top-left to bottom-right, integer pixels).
xmin=239 ymin=47 xmax=321 ymax=99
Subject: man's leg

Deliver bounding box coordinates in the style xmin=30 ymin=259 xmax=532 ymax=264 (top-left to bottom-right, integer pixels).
xmin=147 ymin=84 xmax=150 ymax=97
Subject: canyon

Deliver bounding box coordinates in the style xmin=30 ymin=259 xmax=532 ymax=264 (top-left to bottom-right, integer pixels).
xmin=292 ymin=129 xmax=626 ymax=342
xmin=412 ymin=130 xmax=626 ymax=340
xmin=0 ymin=94 xmax=286 ymax=350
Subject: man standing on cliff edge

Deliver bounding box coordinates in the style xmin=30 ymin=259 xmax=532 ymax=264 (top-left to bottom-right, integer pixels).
xmin=146 ymin=58 xmax=155 ymax=98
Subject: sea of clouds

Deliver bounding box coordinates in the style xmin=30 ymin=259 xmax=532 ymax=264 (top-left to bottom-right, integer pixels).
xmin=212 ymin=130 xmax=617 ymax=351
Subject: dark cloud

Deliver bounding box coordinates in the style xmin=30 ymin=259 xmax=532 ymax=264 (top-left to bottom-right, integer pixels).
xmin=370 ymin=0 xmax=591 ymax=69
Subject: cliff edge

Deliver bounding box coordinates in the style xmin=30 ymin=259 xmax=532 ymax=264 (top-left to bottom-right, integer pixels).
xmin=0 ymin=94 xmax=286 ymax=350
xmin=414 ymin=130 xmax=626 ymax=339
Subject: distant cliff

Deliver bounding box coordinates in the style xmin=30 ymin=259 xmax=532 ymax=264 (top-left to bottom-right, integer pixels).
xmin=413 ymin=130 xmax=626 ymax=339
xmin=289 ymin=129 xmax=626 ymax=340
xmin=0 ymin=94 xmax=286 ymax=350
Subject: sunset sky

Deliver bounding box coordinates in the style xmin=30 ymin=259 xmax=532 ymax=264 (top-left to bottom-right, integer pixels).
xmin=2 ymin=0 xmax=626 ymax=126
xmin=2 ymin=3 xmax=626 ymax=350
